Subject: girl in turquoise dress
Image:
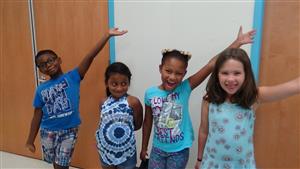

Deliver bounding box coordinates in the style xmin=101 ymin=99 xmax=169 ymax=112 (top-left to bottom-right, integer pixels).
xmin=195 ymin=48 xmax=300 ymax=169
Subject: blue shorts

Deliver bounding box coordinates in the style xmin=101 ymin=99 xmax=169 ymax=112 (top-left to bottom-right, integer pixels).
xmin=100 ymin=152 xmax=137 ymax=169
xmin=149 ymin=147 xmax=189 ymax=169
xmin=40 ymin=127 xmax=79 ymax=167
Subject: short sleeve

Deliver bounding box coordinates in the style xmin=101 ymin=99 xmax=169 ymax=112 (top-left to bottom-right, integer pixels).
xmin=68 ymin=68 xmax=81 ymax=82
xmin=33 ymin=89 xmax=43 ymax=108
xmin=144 ymin=89 xmax=151 ymax=106
xmin=182 ymin=79 xmax=192 ymax=94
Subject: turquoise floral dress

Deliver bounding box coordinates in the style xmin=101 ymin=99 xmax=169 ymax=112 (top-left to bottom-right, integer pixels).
xmin=201 ymin=102 xmax=256 ymax=169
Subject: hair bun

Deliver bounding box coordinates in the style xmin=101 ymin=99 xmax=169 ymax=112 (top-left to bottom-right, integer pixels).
xmin=161 ymin=48 xmax=192 ymax=60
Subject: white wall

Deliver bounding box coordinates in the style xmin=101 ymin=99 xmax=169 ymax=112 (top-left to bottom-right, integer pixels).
xmin=114 ymin=1 xmax=254 ymax=168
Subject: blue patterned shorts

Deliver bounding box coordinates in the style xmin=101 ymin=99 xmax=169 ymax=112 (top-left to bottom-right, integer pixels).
xmin=40 ymin=127 xmax=79 ymax=167
xmin=149 ymin=147 xmax=189 ymax=169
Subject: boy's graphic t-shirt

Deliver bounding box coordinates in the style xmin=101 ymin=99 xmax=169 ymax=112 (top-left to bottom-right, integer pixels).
xmin=144 ymin=79 xmax=194 ymax=152
xmin=33 ymin=68 xmax=81 ymax=130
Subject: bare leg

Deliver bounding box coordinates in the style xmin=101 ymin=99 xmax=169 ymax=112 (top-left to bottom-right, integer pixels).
xmin=53 ymin=163 xmax=69 ymax=169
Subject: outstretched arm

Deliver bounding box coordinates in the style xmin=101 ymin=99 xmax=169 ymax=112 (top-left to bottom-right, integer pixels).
xmin=258 ymin=77 xmax=300 ymax=103
xmin=228 ymin=26 xmax=256 ymax=48
xmin=78 ymin=28 xmax=128 ymax=78
xmin=26 ymin=108 xmax=43 ymax=153
xmin=188 ymin=26 xmax=255 ymax=90
xmin=195 ymin=100 xmax=209 ymax=169
xmin=140 ymin=105 xmax=153 ymax=161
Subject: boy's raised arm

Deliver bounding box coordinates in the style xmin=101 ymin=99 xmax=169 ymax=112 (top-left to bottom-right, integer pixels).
xmin=78 ymin=28 xmax=128 ymax=78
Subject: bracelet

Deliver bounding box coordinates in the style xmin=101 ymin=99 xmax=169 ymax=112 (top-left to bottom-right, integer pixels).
xmin=197 ymin=158 xmax=202 ymax=162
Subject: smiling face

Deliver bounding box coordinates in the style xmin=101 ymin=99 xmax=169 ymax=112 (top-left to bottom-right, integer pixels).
xmin=218 ymin=59 xmax=245 ymax=98
xmin=159 ymin=57 xmax=187 ymax=91
xmin=36 ymin=54 xmax=62 ymax=78
xmin=206 ymin=48 xmax=258 ymax=108
xmin=106 ymin=73 xmax=130 ymax=99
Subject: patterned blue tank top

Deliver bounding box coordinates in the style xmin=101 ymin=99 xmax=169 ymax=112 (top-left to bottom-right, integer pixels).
xmin=201 ymin=102 xmax=256 ymax=169
xmin=95 ymin=95 xmax=136 ymax=165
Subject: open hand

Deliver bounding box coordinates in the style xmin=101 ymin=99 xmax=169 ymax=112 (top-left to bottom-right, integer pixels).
xmin=236 ymin=26 xmax=256 ymax=45
xmin=140 ymin=150 xmax=148 ymax=161
xmin=109 ymin=28 xmax=128 ymax=36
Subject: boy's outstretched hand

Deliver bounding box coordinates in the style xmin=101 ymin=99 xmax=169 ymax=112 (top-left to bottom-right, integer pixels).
xmin=236 ymin=26 xmax=256 ymax=46
xmin=26 ymin=142 xmax=36 ymax=153
xmin=78 ymin=27 xmax=128 ymax=79
xmin=109 ymin=28 xmax=128 ymax=37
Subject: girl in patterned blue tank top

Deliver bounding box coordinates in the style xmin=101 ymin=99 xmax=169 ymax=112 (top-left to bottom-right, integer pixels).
xmin=96 ymin=62 xmax=143 ymax=169
xmin=195 ymin=48 xmax=300 ymax=169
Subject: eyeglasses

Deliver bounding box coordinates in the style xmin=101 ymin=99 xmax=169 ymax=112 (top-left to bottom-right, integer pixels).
xmin=37 ymin=57 xmax=57 ymax=69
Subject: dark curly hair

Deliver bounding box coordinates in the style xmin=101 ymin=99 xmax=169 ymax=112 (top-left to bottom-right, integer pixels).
xmin=161 ymin=49 xmax=190 ymax=68
xmin=105 ymin=62 xmax=132 ymax=97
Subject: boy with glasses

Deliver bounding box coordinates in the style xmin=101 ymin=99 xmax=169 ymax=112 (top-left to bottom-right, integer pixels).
xmin=26 ymin=28 xmax=127 ymax=169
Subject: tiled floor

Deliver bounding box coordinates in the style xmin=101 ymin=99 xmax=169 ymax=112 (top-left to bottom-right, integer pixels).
xmin=0 ymin=151 xmax=78 ymax=169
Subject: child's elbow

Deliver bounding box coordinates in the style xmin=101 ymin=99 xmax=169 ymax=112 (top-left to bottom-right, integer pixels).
xmin=199 ymin=130 xmax=208 ymax=139
xmin=134 ymin=126 xmax=141 ymax=131
xmin=134 ymin=117 xmax=143 ymax=131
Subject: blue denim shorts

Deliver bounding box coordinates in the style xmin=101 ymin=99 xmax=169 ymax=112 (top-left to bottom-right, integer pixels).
xmin=149 ymin=147 xmax=189 ymax=169
xmin=100 ymin=152 xmax=137 ymax=169
xmin=40 ymin=127 xmax=79 ymax=167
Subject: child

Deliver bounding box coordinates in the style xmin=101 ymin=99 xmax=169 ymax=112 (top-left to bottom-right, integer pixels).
xmin=95 ymin=62 xmax=143 ymax=169
xmin=140 ymin=27 xmax=256 ymax=169
xmin=195 ymin=48 xmax=300 ymax=169
xmin=25 ymin=28 xmax=127 ymax=169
